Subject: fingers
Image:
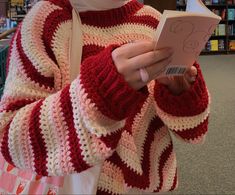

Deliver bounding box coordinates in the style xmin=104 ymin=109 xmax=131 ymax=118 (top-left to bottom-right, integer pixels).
xmin=115 ymin=41 xmax=156 ymax=59
xmin=146 ymin=56 xmax=172 ymax=80
xmin=185 ymin=66 xmax=197 ymax=82
xmin=128 ymin=48 xmax=173 ymax=70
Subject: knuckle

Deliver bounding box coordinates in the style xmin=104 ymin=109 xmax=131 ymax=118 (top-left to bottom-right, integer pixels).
xmin=148 ymin=52 xmax=156 ymax=62
xmin=112 ymin=49 xmax=120 ymax=60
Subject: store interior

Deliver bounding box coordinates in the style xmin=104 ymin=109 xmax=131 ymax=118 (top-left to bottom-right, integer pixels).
xmin=0 ymin=0 xmax=235 ymax=195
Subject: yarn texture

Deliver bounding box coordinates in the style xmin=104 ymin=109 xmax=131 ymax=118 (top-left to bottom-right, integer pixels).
xmin=0 ymin=0 xmax=210 ymax=194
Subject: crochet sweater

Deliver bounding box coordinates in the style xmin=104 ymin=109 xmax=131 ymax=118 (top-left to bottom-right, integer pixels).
xmin=0 ymin=0 xmax=210 ymax=194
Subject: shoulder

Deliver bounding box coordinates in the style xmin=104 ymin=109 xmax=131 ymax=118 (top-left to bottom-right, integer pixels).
xmin=21 ymin=0 xmax=72 ymax=32
xmin=24 ymin=0 xmax=72 ymax=23
xmin=137 ymin=4 xmax=162 ymax=21
xmin=131 ymin=4 xmax=161 ymax=29
xmin=19 ymin=0 xmax=72 ymax=48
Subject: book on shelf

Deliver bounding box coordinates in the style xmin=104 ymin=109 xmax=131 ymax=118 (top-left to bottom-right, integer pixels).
xmin=218 ymin=24 xmax=226 ymax=35
xmin=202 ymin=0 xmax=227 ymax=4
xmin=210 ymin=40 xmax=219 ymax=51
xmin=218 ymin=39 xmax=225 ymax=50
xmin=228 ymin=24 xmax=235 ymax=35
xmin=228 ymin=9 xmax=235 ymax=20
xmin=210 ymin=8 xmax=226 ymax=19
xmin=229 ymin=40 xmax=235 ymax=50
xmin=205 ymin=39 xmax=225 ymax=51
xmin=154 ymin=0 xmax=221 ymax=76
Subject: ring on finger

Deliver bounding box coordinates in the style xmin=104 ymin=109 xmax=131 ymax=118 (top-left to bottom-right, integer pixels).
xmin=139 ymin=68 xmax=149 ymax=83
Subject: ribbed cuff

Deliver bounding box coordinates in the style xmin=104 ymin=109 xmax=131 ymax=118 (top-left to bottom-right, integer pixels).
xmin=80 ymin=45 xmax=147 ymax=120
xmin=154 ymin=63 xmax=209 ymax=117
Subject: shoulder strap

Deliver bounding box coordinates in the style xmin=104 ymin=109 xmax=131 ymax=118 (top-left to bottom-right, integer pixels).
xmin=69 ymin=9 xmax=83 ymax=82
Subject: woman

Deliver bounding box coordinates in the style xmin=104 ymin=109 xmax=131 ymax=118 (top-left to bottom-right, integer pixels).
xmin=0 ymin=0 xmax=209 ymax=194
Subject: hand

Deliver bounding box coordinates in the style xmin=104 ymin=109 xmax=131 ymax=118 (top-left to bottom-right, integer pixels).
xmin=157 ymin=66 xmax=198 ymax=95
xmin=112 ymin=40 xmax=173 ymax=90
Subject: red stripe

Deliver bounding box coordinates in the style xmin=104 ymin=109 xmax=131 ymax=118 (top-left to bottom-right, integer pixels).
xmin=172 ymin=117 xmax=208 ymax=140
xmin=82 ymin=45 xmax=104 ymax=61
xmin=99 ymin=129 xmax=123 ymax=149
xmin=59 ymin=84 xmax=90 ymax=172
xmin=154 ymin=142 xmax=174 ymax=192
xmin=4 ymin=99 xmax=36 ymax=112
xmin=169 ymin=168 xmax=178 ymax=191
xmin=96 ymin=189 xmax=112 ymax=195
xmin=28 ymin=100 xmax=48 ymax=176
xmin=46 ymin=0 xmax=72 ymax=11
xmin=16 ymin=27 xmax=54 ymax=89
xmin=43 ymin=9 xmax=71 ymax=49
xmin=80 ymin=0 xmax=143 ymax=27
xmin=1 ymin=124 xmax=15 ymax=166
xmin=128 ymin=15 xmax=159 ymax=29
xmin=42 ymin=8 xmax=72 ymax=68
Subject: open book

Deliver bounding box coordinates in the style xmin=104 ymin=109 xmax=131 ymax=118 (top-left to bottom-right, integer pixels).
xmin=154 ymin=0 xmax=221 ymax=77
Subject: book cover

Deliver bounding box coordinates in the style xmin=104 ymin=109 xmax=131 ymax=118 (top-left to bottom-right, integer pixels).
xmin=154 ymin=0 xmax=221 ymax=76
xmin=210 ymin=40 xmax=219 ymax=51
xmin=218 ymin=39 xmax=225 ymax=51
xmin=229 ymin=40 xmax=235 ymax=51
xmin=228 ymin=9 xmax=235 ymax=20
xmin=218 ymin=24 xmax=226 ymax=35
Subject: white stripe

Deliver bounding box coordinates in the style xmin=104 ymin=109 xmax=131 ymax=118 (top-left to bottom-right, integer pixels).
xmin=50 ymin=90 xmax=75 ymax=174
xmin=116 ymin=131 xmax=143 ymax=174
xmin=8 ymin=102 xmax=38 ymax=169
xmin=135 ymin=4 xmax=161 ymax=21
xmin=161 ymin=151 xmax=177 ymax=191
xmin=70 ymin=79 xmax=120 ymax=166
xmin=21 ymin=1 xmax=62 ymax=77
xmin=4 ymin=28 xmax=54 ymax=99
xmin=40 ymin=95 xmax=61 ymax=175
xmin=82 ymin=23 xmax=155 ymax=46
xmin=51 ymin=21 xmax=71 ymax=87
xmin=70 ymin=80 xmax=96 ymax=166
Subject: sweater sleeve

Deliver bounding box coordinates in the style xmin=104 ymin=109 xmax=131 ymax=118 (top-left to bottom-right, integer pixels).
xmin=0 ymin=1 xmax=145 ymax=176
xmin=153 ymin=63 xmax=210 ymax=144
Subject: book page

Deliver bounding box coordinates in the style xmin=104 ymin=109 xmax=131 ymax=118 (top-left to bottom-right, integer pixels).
xmin=186 ymin=0 xmax=220 ymax=19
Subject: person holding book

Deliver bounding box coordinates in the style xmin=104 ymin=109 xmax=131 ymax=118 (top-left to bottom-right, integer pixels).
xmin=0 ymin=0 xmax=209 ymax=194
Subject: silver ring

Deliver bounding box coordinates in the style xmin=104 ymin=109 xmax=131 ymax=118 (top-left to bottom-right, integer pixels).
xmin=139 ymin=68 xmax=149 ymax=83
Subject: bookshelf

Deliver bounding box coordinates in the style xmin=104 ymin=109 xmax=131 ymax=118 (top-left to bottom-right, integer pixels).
xmin=176 ymin=0 xmax=235 ymax=55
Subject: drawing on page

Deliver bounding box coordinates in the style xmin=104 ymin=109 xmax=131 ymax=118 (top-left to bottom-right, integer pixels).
xmin=170 ymin=20 xmax=218 ymax=57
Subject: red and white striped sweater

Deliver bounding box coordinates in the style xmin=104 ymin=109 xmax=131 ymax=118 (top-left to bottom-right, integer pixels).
xmin=0 ymin=0 xmax=210 ymax=194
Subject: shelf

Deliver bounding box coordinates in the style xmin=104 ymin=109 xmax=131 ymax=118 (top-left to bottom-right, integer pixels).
xmin=210 ymin=35 xmax=226 ymax=38
xmin=201 ymin=50 xmax=228 ymax=55
xmin=176 ymin=4 xmax=227 ymax=7
xmin=205 ymin=4 xmax=227 ymax=7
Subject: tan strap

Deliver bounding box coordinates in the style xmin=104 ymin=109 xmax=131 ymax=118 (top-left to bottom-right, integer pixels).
xmin=69 ymin=9 xmax=83 ymax=82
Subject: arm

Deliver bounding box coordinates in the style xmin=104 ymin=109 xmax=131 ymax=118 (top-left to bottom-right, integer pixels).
xmin=153 ymin=63 xmax=210 ymax=144
xmin=0 ymin=2 xmax=145 ymax=176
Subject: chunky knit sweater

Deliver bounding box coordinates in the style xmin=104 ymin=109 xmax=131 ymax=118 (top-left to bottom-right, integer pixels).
xmin=0 ymin=0 xmax=210 ymax=194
